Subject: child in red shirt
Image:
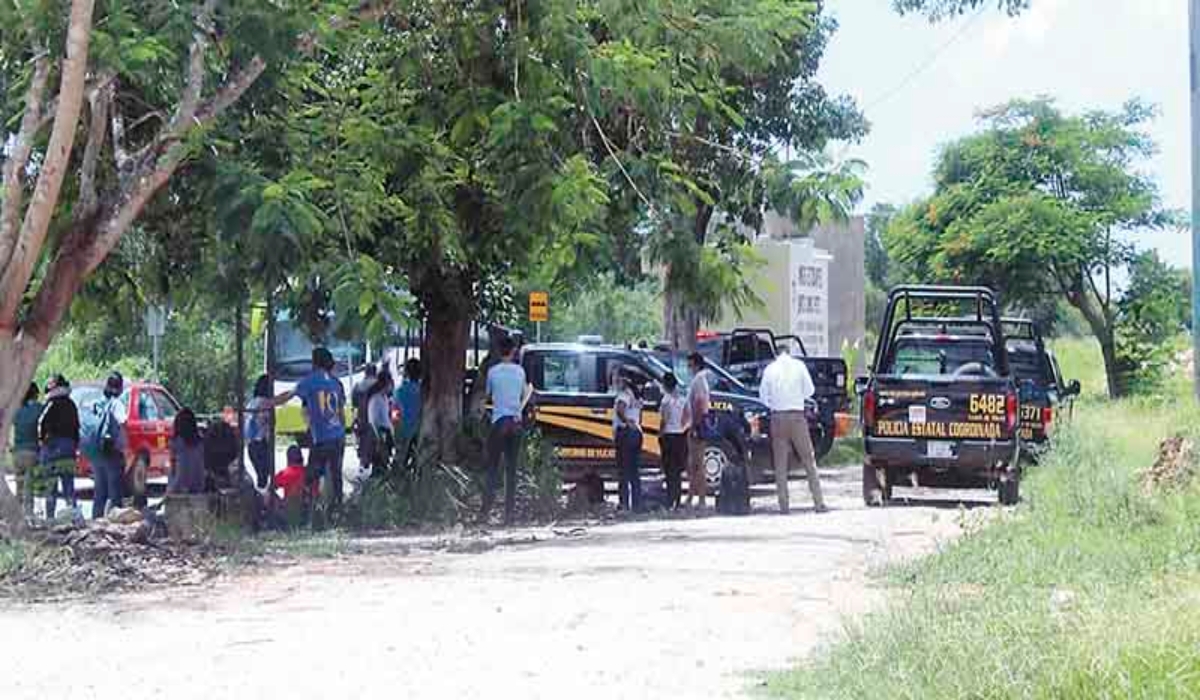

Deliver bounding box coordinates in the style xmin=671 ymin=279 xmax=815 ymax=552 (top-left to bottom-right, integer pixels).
xmin=274 ymin=445 xmax=314 ymax=500
xmin=270 ymin=445 xmax=314 ymax=529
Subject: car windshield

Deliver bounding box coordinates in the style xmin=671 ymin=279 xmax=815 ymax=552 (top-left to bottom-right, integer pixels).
xmin=646 ymin=354 xmax=747 ymax=394
xmin=71 ymin=386 xmax=105 ymax=415
xmin=887 ymin=338 xmax=995 ymax=376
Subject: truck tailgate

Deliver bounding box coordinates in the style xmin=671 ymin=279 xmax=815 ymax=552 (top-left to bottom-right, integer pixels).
xmin=869 ymin=376 xmax=1016 ymax=444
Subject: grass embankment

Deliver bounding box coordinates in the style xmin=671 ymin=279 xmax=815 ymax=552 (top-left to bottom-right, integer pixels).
xmin=765 ymin=339 xmax=1200 ymax=699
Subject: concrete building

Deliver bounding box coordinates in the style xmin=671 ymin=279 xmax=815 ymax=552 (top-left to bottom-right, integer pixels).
xmin=715 ymin=213 xmax=866 ymax=368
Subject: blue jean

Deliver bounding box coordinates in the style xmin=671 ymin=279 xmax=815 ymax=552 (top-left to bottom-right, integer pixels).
xmin=47 ymin=469 xmax=76 ymax=520
xmin=616 ymin=428 xmax=643 ymax=512
xmin=306 ymin=440 xmax=344 ymax=509
xmin=92 ymin=454 xmax=124 ymax=519
xmin=483 ymin=417 xmax=523 ymax=523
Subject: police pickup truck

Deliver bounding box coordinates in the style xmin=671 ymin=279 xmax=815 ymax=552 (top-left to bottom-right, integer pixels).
xmin=1003 ymin=319 xmax=1081 ymax=455
xmin=858 ymin=286 xmax=1022 ymax=506
xmin=520 ymin=343 xmax=773 ymax=490
xmin=673 ymin=328 xmax=849 ymax=460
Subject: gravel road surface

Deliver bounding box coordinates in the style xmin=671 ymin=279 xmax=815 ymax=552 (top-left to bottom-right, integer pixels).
xmin=2 ymin=467 xmax=983 ymax=700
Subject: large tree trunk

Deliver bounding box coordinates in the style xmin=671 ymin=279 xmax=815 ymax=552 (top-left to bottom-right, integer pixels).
xmin=0 ymin=334 xmax=52 ymax=533
xmin=1070 ymin=287 xmax=1121 ymax=399
xmin=663 ymin=279 xmax=699 ymax=352
xmin=417 ymin=304 xmax=471 ymax=468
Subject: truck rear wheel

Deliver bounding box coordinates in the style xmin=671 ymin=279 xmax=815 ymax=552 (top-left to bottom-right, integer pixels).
xmin=862 ymin=464 xmax=892 ymax=507
xmin=813 ymin=424 xmax=834 ymax=463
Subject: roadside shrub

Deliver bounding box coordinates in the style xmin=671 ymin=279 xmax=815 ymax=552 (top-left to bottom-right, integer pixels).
xmin=765 ymin=398 xmax=1200 ymax=699
xmin=520 ymin=427 xmax=563 ymax=521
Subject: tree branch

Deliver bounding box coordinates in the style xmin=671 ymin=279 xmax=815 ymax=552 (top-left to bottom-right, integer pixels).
xmin=194 ymin=57 xmax=268 ymax=126
xmin=0 ymin=52 xmax=52 ymax=278
xmin=77 ymin=77 xmax=114 ymax=220
xmin=169 ymin=0 xmax=218 ymax=136
xmin=0 ymin=0 xmax=97 ymax=325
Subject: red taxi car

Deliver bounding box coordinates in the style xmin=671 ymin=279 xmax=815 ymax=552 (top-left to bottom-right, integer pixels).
xmin=72 ymin=381 xmax=182 ymax=499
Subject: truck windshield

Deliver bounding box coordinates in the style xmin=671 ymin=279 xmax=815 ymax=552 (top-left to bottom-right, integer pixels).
xmin=1007 ymin=346 xmax=1046 ymax=383
xmin=887 ymin=339 xmax=995 ymax=376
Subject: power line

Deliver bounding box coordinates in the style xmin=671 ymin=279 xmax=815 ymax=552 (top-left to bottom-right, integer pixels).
xmin=863 ymin=5 xmax=989 ymax=112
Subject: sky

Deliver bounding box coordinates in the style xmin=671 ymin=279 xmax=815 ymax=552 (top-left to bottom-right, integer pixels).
xmin=818 ymin=0 xmax=1191 ymax=268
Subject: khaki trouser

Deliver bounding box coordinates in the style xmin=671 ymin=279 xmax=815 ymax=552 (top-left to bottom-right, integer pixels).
xmin=770 ymin=412 xmax=825 ymax=513
xmin=686 ymin=433 xmax=708 ymax=507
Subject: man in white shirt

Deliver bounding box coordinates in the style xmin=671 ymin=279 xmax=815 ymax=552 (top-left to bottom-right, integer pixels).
xmin=759 ymin=349 xmax=826 ymax=514
xmin=686 ymin=353 xmax=711 ymax=509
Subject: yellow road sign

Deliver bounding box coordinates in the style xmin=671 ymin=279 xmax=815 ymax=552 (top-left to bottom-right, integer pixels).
xmin=529 ymin=291 xmax=549 ymax=322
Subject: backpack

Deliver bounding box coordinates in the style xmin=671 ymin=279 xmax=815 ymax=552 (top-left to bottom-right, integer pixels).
xmin=717 ymin=461 xmax=751 ymax=516
xmin=81 ymin=399 xmax=123 ymax=461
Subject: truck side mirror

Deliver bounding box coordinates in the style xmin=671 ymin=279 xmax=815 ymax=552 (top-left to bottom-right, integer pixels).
xmin=1067 ymin=380 xmax=1082 ymax=397
xmin=854 ymin=376 xmax=870 ymax=396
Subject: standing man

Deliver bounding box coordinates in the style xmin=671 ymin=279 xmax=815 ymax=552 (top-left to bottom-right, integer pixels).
xmin=481 ymin=336 xmax=531 ymax=525
xmin=685 ymin=353 xmax=711 ymax=510
xmin=759 ymin=348 xmax=826 ymax=514
xmin=658 ymin=372 xmax=689 ymax=510
xmin=88 ymin=373 xmax=126 ymax=518
xmin=274 ymin=347 xmax=347 ymax=513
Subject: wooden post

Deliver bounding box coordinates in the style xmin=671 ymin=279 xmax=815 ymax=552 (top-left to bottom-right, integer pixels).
xmin=235 ymin=294 xmax=246 ymax=472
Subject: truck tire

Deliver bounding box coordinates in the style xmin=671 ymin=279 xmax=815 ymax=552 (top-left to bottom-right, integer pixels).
xmin=862 ymin=464 xmax=892 ymax=507
xmin=813 ymin=424 xmax=834 ymax=463
xmin=128 ymin=452 xmax=149 ymax=509
xmin=998 ymin=476 xmax=1020 ymax=506
xmin=704 ymin=440 xmax=741 ymax=495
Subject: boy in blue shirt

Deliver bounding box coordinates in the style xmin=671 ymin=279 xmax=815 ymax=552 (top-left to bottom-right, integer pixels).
xmin=273 ymin=347 xmax=347 ymax=514
xmin=392 ymin=358 xmax=422 ymax=470
xmin=481 ymin=336 xmax=532 ymax=525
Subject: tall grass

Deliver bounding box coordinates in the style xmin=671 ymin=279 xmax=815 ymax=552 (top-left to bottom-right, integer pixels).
xmin=763 ymin=398 xmax=1200 ymax=699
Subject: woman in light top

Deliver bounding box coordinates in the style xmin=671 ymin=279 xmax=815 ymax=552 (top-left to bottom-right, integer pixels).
xmin=613 ymin=371 xmax=644 ymax=512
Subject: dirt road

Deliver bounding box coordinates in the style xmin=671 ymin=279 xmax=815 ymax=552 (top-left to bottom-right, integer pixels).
xmin=2 ymin=468 xmax=977 ymax=699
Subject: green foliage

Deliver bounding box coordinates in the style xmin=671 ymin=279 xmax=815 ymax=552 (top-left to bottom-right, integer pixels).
xmin=1113 ymin=253 xmax=1192 ymax=395
xmin=884 ymin=98 xmax=1183 ymax=397
xmin=521 ymin=273 xmax=664 ymax=345
xmin=893 ymin=0 xmax=1031 ymax=20
xmin=765 ymin=398 xmax=1200 ymax=699
xmin=520 ymin=427 xmax=564 ymax=522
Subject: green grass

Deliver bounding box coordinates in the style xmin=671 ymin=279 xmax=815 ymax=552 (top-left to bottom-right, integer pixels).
xmin=763 ymin=398 xmax=1200 ymax=699
xmin=1052 ymin=335 xmax=1108 ymax=400
xmin=0 ymin=540 xmax=25 ymax=577
xmin=820 ymin=437 xmax=864 ymax=467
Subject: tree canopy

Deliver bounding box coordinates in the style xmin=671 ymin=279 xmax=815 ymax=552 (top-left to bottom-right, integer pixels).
xmin=886 ymin=98 xmax=1183 ymax=396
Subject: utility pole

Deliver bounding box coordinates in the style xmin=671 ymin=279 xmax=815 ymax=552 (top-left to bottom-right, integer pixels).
xmin=1192 ymin=0 xmax=1200 ymax=400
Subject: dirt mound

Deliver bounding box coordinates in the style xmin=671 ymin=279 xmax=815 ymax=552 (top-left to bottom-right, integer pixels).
xmin=1141 ymin=435 xmax=1198 ymax=494
xmin=0 ymin=520 xmax=222 ymax=601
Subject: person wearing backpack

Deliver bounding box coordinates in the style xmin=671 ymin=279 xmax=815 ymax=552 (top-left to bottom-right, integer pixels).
xmin=87 ymin=372 xmax=127 ymax=519
xmin=38 ymin=375 xmax=80 ymax=519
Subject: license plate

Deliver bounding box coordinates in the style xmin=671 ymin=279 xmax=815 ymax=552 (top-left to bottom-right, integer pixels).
xmin=927 ymin=441 xmax=954 ymax=459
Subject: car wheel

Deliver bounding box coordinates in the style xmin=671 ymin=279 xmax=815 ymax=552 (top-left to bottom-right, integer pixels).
xmin=998 ymin=476 xmax=1020 ymax=506
xmin=128 ymin=453 xmax=149 ymax=508
xmin=862 ymin=464 xmax=892 ymax=507
xmin=703 ymin=442 xmax=736 ymax=493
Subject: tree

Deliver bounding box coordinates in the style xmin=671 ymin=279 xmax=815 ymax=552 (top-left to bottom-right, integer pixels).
xmin=0 ymin=1 xmax=366 ymax=531
xmin=893 ymin=0 xmax=1030 ymax=19
xmin=885 ymin=99 xmax=1182 ymax=397
xmin=568 ymin=1 xmax=868 ymax=351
